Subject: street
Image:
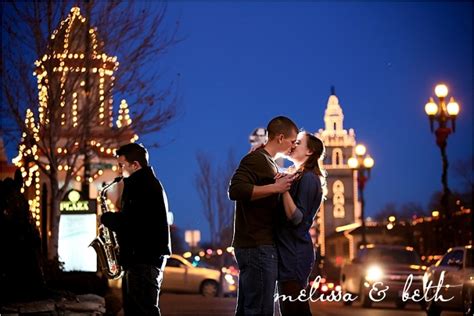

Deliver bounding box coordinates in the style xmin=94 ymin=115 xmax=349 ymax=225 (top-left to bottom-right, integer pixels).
xmin=159 ymin=294 xmax=464 ymax=316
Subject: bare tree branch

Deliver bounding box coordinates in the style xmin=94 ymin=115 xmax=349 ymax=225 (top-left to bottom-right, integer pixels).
xmin=195 ymin=150 xmax=237 ymax=248
xmin=1 ymin=0 xmax=181 ymax=259
xmin=195 ymin=151 xmax=217 ymax=247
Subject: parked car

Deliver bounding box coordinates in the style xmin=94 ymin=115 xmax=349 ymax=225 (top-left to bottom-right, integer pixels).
xmin=161 ymin=254 xmax=237 ymax=297
xmin=340 ymin=244 xmax=426 ymax=308
xmin=423 ymin=245 xmax=473 ymax=316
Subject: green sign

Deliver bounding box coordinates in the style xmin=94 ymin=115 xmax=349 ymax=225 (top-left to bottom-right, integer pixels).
xmin=60 ymin=190 xmax=96 ymax=214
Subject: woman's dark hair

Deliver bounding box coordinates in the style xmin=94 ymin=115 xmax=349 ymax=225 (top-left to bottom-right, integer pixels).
xmin=115 ymin=143 xmax=149 ymax=168
xmin=299 ymin=132 xmax=328 ymax=199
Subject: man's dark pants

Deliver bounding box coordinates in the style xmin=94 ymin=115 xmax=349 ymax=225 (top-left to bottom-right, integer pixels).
xmin=122 ymin=258 xmax=167 ymax=316
xmin=234 ymin=245 xmax=278 ymax=316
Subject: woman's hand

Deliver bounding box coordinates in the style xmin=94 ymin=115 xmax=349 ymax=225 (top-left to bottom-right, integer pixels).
xmin=273 ymin=173 xmax=298 ymax=193
xmin=273 ymin=174 xmax=294 ymax=193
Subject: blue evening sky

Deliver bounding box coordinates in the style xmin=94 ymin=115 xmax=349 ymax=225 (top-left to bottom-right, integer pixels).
xmin=149 ymin=1 xmax=472 ymax=242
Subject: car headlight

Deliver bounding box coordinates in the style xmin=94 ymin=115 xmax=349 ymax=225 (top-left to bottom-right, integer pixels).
xmin=225 ymin=273 xmax=235 ymax=285
xmin=468 ymin=275 xmax=474 ymax=284
xmin=365 ymin=265 xmax=383 ymax=282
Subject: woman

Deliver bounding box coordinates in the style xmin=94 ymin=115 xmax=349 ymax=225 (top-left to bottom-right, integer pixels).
xmin=276 ymin=131 xmax=327 ymax=316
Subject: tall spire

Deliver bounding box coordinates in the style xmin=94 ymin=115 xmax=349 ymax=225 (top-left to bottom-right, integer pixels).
xmin=324 ymin=87 xmax=344 ymax=133
xmin=316 ymin=87 xmax=356 ymax=149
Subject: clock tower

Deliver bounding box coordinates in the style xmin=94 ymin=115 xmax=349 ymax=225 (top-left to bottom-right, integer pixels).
xmin=315 ymin=87 xmax=361 ymax=257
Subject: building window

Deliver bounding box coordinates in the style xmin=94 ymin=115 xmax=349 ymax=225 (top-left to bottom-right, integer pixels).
xmin=333 ymin=180 xmax=345 ymax=218
xmin=333 ymin=194 xmax=345 ymax=204
xmin=333 ymin=205 xmax=345 ymax=218
xmin=332 ymin=148 xmax=343 ymax=166
xmin=333 ymin=180 xmax=345 ymax=193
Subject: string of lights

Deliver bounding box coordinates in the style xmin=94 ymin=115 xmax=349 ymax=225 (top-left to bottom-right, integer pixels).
xmin=12 ymin=7 xmax=139 ymax=228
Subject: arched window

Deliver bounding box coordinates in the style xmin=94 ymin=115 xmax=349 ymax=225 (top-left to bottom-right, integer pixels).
xmin=333 ymin=194 xmax=345 ymax=205
xmin=332 ymin=148 xmax=343 ymax=166
xmin=333 ymin=180 xmax=345 ymax=193
xmin=333 ymin=205 xmax=345 ymax=218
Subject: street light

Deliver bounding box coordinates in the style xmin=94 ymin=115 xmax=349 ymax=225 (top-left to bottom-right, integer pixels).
xmin=424 ymin=83 xmax=460 ymax=221
xmin=348 ymin=144 xmax=375 ymax=247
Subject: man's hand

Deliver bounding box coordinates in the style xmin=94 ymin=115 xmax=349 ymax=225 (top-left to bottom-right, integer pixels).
xmin=273 ymin=173 xmax=295 ymax=193
xmin=249 ymin=172 xmax=295 ymax=201
xmin=274 ymin=172 xmax=286 ymax=180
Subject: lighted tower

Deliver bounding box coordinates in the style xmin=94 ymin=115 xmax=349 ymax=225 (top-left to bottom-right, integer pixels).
xmin=34 ymin=7 xmax=120 ymax=129
xmin=315 ymin=87 xmax=361 ymax=257
xmin=13 ymin=7 xmax=137 ymax=232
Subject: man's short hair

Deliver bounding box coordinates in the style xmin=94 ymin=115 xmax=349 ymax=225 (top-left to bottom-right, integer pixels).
xmin=115 ymin=143 xmax=149 ymax=168
xmin=266 ymin=116 xmax=298 ymax=140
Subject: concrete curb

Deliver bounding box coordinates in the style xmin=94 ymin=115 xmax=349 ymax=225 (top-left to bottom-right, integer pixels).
xmin=0 ymin=294 xmax=105 ymax=315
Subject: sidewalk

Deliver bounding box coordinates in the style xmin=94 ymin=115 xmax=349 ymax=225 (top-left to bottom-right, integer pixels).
xmin=0 ymin=294 xmax=106 ymax=315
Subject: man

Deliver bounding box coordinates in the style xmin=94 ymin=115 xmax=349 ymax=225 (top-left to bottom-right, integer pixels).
xmin=229 ymin=116 xmax=298 ymax=315
xmin=101 ymin=143 xmax=171 ymax=316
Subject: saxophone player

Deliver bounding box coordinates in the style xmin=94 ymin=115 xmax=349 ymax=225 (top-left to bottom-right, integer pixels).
xmin=101 ymin=143 xmax=171 ymax=316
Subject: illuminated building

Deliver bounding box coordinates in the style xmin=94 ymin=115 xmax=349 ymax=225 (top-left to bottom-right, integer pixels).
xmin=12 ymin=7 xmax=137 ymax=239
xmin=314 ymin=87 xmax=361 ymax=260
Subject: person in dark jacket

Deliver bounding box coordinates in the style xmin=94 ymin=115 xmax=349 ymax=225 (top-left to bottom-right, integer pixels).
xmin=229 ymin=116 xmax=298 ymax=316
xmin=276 ymin=132 xmax=326 ymax=316
xmin=101 ymin=143 xmax=171 ymax=316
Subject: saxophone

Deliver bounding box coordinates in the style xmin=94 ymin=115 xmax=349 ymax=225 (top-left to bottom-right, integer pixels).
xmin=89 ymin=176 xmax=124 ymax=280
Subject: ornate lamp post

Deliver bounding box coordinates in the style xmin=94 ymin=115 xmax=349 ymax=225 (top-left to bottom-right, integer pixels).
xmin=348 ymin=144 xmax=374 ymax=247
xmin=424 ymin=83 xmax=460 ymax=249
